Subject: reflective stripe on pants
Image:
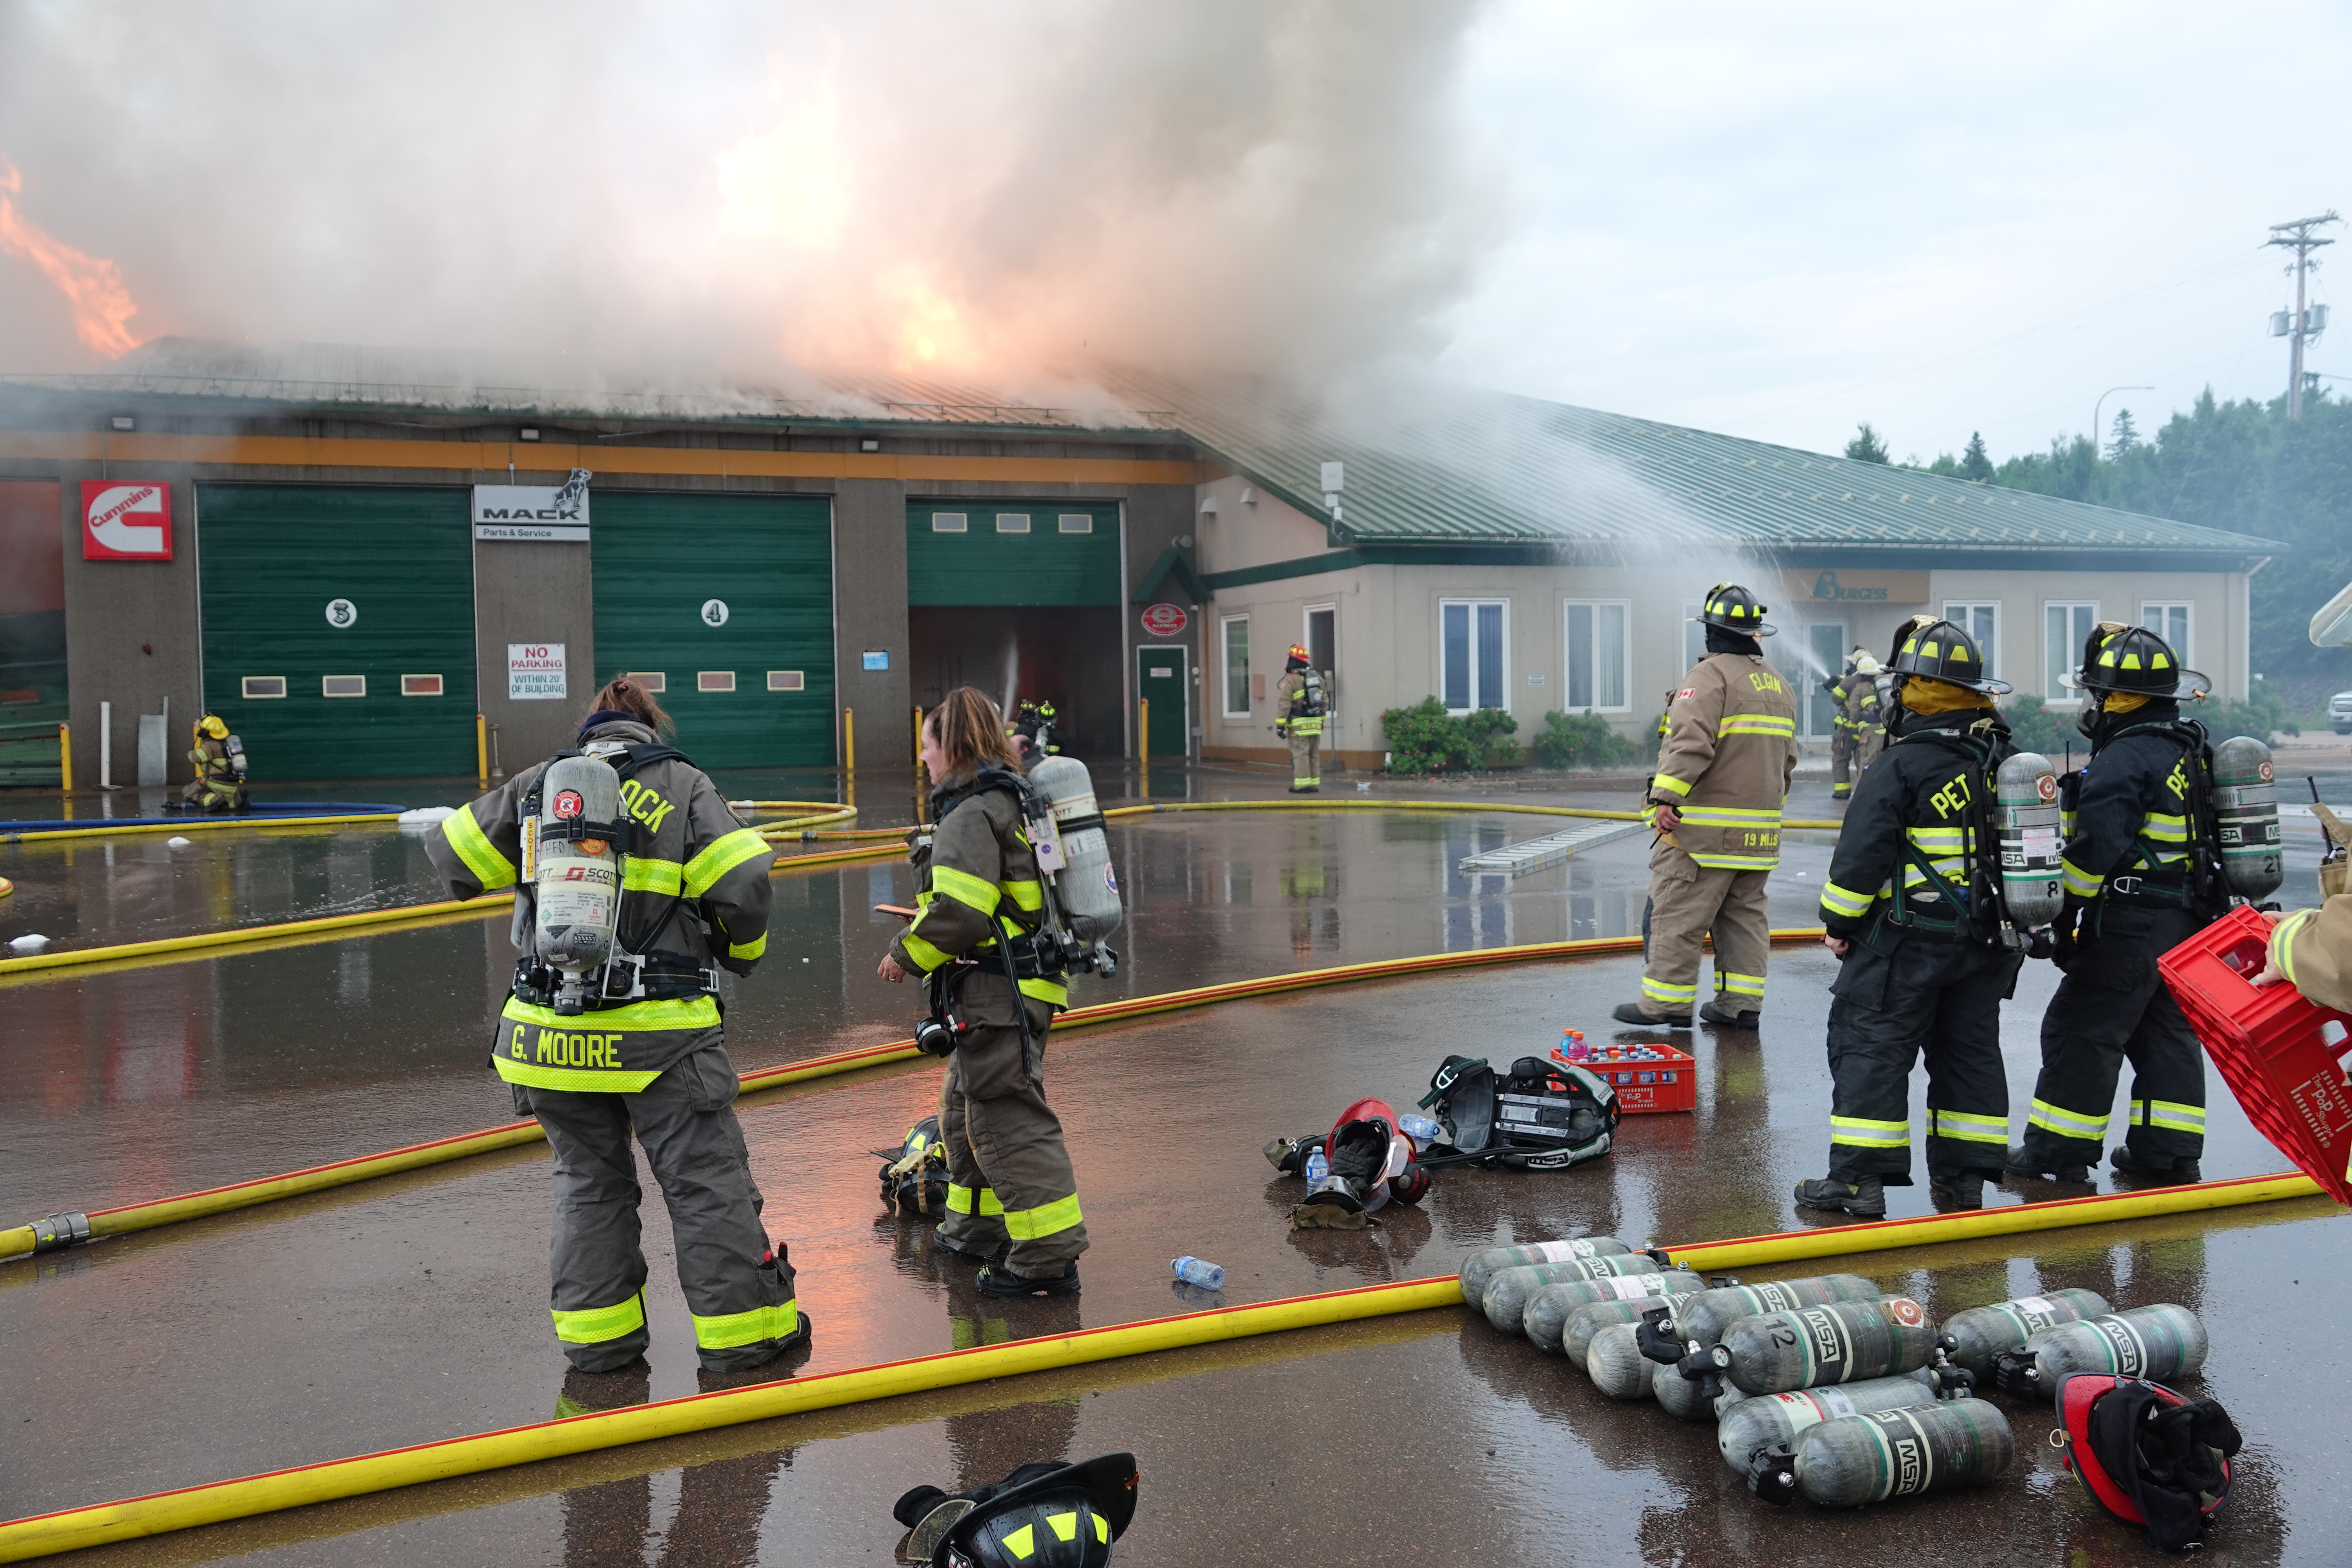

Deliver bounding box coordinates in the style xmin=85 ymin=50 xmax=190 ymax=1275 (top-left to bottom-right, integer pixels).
xmin=1640 ymin=842 xmax=1772 ymax=1016
xmin=1824 ymin=932 xmax=2018 ymax=1184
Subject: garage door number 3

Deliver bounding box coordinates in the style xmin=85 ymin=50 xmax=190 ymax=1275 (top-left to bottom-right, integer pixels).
xmin=325 ymin=598 xmax=358 ymax=628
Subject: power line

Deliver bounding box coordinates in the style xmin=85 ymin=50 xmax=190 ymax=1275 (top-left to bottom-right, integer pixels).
xmin=2266 ymin=211 xmax=2339 ymax=420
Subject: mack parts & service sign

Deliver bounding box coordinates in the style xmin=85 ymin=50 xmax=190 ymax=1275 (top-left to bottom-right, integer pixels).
xmin=81 ymin=481 xmax=173 ymax=560
xmin=472 ymin=469 xmax=592 ymax=542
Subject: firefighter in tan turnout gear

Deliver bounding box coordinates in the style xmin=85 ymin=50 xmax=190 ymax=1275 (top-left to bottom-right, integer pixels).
xmin=428 ymin=677 xmax=808 ymax=1374
xmin=1825 ymin=648 xmax=1887 ymax=800
xmin=1614 ymin=584 xmax=1799 ymax=1029
xmin=880 ymin=686 xmax=1089 ymax=1298
xmin=1275 ymin=643 xmax=1328 ymax=793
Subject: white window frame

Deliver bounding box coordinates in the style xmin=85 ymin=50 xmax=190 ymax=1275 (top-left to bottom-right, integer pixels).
xmin=2044 ymin=601 xmax=2099 ymax=706
xmin=1680 ymin=601 xmax=1706 ymax=678
xmin=1057 ymin=513 xmax=1094 ymax=534
xmin=1942 ymin=601 xmax=2000 ymax=681
xmin=1439 ymin=597 xmax=1511 ymax=714
xmin=994 ymin=512 xmax=1032 ymax=534
xmin=930 ymin=511 xmax=968 ymax=533
xmin=2141 ymin=601 xmax=2193 ymax=668
xmin=1221 ymin=614 xmax=1252 ymax=719
xmin=1559 ymin=598 xmax=1632 ymax=714
xmin=1302 ymin=603 xmax=1338 ymax=717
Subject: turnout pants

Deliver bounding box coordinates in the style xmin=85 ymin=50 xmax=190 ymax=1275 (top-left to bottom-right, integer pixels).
xmin=1288 ymin=731 xmax=1322 ymax=790
xmin=2021 ymin=901 xmax=2207 ymax=1168
xmin=937 ymin=1003 xmax=1090 ymax=1278
xmin=1830 ymin=729 xmax=1859 ymax=796
xmin=1825 ymin=930 xmax=2020 ymax=1185
xmin=522 ymin=1044 xmax=802 ymax=1373
xmin=1638 ymin=841 xmax=1771 ymax=1018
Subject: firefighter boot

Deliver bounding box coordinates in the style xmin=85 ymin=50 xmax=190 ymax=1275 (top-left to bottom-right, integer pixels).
xmin=1792 ymin=1176 xmax=1887 ymax=1218
xmin=1929 ymin=1173 xmax=1985 ymax=1210
xmin=975 ymin=1261 xmax=1081 ymax=1298
xmin=2005 ymin=1144 xmax=2090 ymax=1183
xmin=1611 ymin=1001 xmax=1692 ymax=1028
xmin=2110 ymin=1146 xmax=2203 ymax=1186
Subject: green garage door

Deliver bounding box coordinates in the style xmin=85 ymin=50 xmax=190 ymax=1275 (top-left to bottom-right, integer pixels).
xmin=590 ymin=492 xmax=834 ymax=769
xmin=198 ymin=484 xmax=476 ymax=781
xmin=907 ymin=501 xmax=1120 ymax=605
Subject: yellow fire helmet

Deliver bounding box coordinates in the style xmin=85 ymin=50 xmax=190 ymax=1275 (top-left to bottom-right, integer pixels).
xmin=199 ymin=714 xmax=229 ymax=741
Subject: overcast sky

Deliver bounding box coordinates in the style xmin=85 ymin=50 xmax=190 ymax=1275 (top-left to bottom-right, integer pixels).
xmin=0 ymin=2 xmax=2343 ymax=466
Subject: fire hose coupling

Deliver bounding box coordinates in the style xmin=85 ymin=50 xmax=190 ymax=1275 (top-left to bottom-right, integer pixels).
xmin=31 ymin=1212 xmax=91 ymax=1254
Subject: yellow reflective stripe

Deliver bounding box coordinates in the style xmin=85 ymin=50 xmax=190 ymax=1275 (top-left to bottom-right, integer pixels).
xmin=2060 ymin=857 xmax=2103 ymax=898
xmin=1830 ymin=1116 xmax=1910 ymax=1147
xmin=933 ymin=864 xmax=1002 ymax=914
xmin=2134 ymin=1098 xmax=2205 ymax=1132
xmin=727 ymin=931 xmax=767 ymax=961
xmin=683 ymin=827 xmax=772 ymax=896
xmin=1678 ymin=805 xmax=1782 ymax=824
xmin=1047 ymin=1511 xmax=1080 ymax=1543
xmin=2141 ymin=815 xmax=2190 ymax=842
xmin=1906 ymin=828 xmax=1966 ymax=848
xmin=1642 ymin=977 xmax=1697 ymax=1003
xmin=1718 ymin=971 xmax=1766 ymax=996
xmin=2276 ymin=909 xmax=2316 ymax=989
xmin=1690 ymin=853 xmax=1781 ymax=870
xmin=1019 ymin=976 xmax=1070 ymax=1008
xmin=1003 ymin=1191 xmax=1084 ymax=1240
xmin=622 ymin=858 xmax=684 ymax=895
xmin=551 ymin=1292 xmax=645 ymax=1345
xmin=1929 ymin=1109 xmax=2009 ymax=1144
xmin=1094 ymin=1515 xmax=1110 ymax=1544
xmin=899 ymin=930 xmax=952 ymax=973
xmin=443 ymin=801 xmax=517 ymax=890
xmin=1289 ymin=718 xmax=1324 ymax=735
xmin=999 ymin=877 xmax=1045 ymax=913
xmin=1650 ymin=772 xmax=1695 ymax=798
xmin=1002 ymin=1524 xmax=1036 ymax=1561
xmin=502 ymin=994 xmax=720 ymax=1032
xmin=1820 ymin=881 xmax=1877 ymax=917
xmin=2029 ymin=1099 xmax=2108 ymax=1140
xmin=947 ymin=1183 xmax=1005 ymax=1216
xmin=692 ymin=1298 xmax=800 ymax=1350
xmin=494 ymin=1055 xmax=664 ymax=1092
xmin=1718 ymin=714 xmax=1797 ymax=736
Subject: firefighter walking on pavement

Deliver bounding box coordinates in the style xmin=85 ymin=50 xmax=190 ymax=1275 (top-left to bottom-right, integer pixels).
xmin=428 ymin=676 xmax=808 ymax=1374
xmin=1614 ymin=584 xmax=1798 ymax=1029
xmin=1825 ymin=648 xmax=1887 ymax=800
xmin=880 ymin=686 xmax=1089 ymax=1297
xmin=1276 ymin=644 xmax=1328 ymax=793
xmin=2009 ymin=625 xmax=2217 ymax=1186
xmin=1796 ymin=618 xmax=2021 ymax=1216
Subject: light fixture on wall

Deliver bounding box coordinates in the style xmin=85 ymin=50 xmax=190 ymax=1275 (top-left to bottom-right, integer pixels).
xmin=518 ymin=428 xmax=541 ymax=441
xmin=110 ymin=415 xmax=135 ymax=432
xmin=1239 ymin=487 xmax=1256 ymax=505
xmin=1198 ymin=495 xmax=1218 ymax=515
xmin=860 ymin=437 xmax=881 ymax=452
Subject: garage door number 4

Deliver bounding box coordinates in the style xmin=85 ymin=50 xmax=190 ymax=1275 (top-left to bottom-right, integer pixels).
xmin=701 ymin=599 xmax=729 ymax=628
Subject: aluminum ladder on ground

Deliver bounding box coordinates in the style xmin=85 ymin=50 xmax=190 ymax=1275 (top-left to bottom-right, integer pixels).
xmin=1454 ymin=818 xmax=1648 ymax=878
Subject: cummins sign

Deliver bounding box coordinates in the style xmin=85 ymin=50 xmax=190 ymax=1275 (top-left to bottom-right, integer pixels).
xmin=472 ymin=469 xmax=592 ymax=541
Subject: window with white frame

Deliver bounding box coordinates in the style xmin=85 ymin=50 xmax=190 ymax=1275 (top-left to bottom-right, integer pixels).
xmin=2046 ymin=602 xmax=2099 ymax=702
xmin=1681 ymin=602 xmax=1707 ymax=677
xmin=1221 ymin=615 xmax=1251 ymax=717
xmin=2142 ymin=602 xmax=2191 ymax=666
xmin=1943 ymin=602 xmax=1999 ymax=677
xmin=1561 ymin=600 xmax=1630 ymax=711
xmin=1440 ymin=599 xmax=1508 ymax=712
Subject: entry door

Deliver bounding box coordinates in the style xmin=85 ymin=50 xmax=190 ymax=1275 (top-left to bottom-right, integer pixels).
xmin=1798 ymin=622 xmax=1847 ymax=738
xmin=1135 ymin=645 xmax=1188 ymax=757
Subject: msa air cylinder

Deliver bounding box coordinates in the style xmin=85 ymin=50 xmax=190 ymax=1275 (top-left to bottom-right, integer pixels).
xmin=1994 ymin=751 xmax=2064 ymax=928
xmin=1671 ymin=1274 xmax=1883 ymax=1351
xmin=1024 ymin=754 xmax=1124 ymax=945
xmin=1716 ymin=1371 xmax=1943 ymax=1472
xmin=1524 ymin=1269 xmax=1707 ymax=1355
xmin=1936 ymin=1288 xmax=2111 ymax=1378
xmin=1457 ymin=1237 xmax=1634 ymax=1305
xmin=2213 ymin=736 xmax=2285 ymax=901
xmin=1563 ymin=1291 xmax=1702 ymax=1378
xmin=1993 ymin=1304 xmax=2208 ymax=1402
xmin=532 ymin=755 xmax=623 ymax=1015
xmin=1482 ymin=1254 xmax=1669 ymax=1334
xmin=1587 ymin=1322 xmax=1664 ymax=1400
xmin=1713 ymin=1296 xmax=1939 ymax=1396
xmin=1750 ymin=1401 xmax=2016 ymax=1508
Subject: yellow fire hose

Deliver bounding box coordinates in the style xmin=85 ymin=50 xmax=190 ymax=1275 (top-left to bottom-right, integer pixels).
xmin=0 ymin=812 xmax=405 ymax=844
xmin=0 ymin=927 xmax=1818 ymax=1262
xmin=2 ymin=1172 xmax=2335 ymax=1562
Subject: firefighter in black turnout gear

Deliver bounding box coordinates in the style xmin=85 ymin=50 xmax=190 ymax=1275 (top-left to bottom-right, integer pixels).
xmin=1796 ymin=618 xmax=2021 ymax=1216
xmin=2009 ymin=625 xmax=2217 ymax=1185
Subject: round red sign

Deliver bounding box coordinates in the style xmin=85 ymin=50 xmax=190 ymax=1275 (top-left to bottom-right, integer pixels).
xmin=553 ymin=790 xmax=584 ymax=819
xmin=1140 ymin=603 xmax=1188 ymax=637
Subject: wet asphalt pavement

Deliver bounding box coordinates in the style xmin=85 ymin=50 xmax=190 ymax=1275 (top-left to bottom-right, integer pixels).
xmin=2 ymin=764 xmax=2347 ymax=1565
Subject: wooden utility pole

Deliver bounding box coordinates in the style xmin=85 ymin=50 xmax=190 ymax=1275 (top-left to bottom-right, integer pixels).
xmin=2267 ymin=211 xmax=2340 ymax=419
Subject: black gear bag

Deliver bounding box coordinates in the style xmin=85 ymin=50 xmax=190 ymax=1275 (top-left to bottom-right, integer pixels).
xmin=1417 ymin=1054 xmax=1619 ymax=1170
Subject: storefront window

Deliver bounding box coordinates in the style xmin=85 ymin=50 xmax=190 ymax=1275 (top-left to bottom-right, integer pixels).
xmin=1441 ymin=600 xmax=1508 ymax=712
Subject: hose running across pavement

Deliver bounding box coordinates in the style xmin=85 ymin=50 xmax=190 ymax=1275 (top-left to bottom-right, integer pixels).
xmin=0 ymin=927 xmax=1820 ymax=1261
xmin=0 ymin=1174 xmax=2333 ymax=1562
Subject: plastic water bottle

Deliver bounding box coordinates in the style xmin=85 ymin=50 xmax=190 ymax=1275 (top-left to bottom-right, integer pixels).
xmin=1171 ymin=1256 xmax=1225 ymax=1290
xmin=1397 ymin=1114 xmax=1440 ymax=1150
xmin=1303 ymin=1148 xmax=1329 ymax=1185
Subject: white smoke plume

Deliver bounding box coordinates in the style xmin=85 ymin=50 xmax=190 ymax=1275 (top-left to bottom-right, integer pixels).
xmin=0 ymin=1 xmax=1501 ymax=396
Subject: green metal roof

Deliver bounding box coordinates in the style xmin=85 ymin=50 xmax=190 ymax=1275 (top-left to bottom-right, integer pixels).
xmin=1129 ymin=374 xmax=2282 ymax=561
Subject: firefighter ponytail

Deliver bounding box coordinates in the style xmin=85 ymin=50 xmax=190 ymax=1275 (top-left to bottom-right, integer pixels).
xmin=585 ymin=676 xmax=674 ymax=737
xmin=928 ymin=686 xmax=1021 ymax=782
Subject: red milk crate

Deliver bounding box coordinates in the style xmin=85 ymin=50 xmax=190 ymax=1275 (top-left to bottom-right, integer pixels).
xmin=1575 ymin=1044 xmax=1697 ymax=1115
xmin=2158 ymin=903 xmax=2352 ymax=1205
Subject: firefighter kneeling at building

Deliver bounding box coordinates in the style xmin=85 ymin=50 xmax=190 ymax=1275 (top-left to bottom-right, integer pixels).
xmin=2010 ymin=624 xmax=2218 ymax=1187
xmin=1798 ymin=618 xmax=2021 ymax=1216
xmin=181 ymin=714 xmax=249 ymax=812
xmin=1824 ymin=647 xmax=1887 ymax=800
xmin=428 ymin=677 xmax=808 ymax=1374
xmin=1275 ymin=643 xmax=1327 ymax=793
xmin=880 ymin=686 xmax=1090 ymax=1297
xmin=1614 ymin=584 xmax=1797 ymax=1028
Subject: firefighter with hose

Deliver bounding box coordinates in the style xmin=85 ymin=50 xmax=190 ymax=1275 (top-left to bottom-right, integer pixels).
xmin=1824 ymin=647 xmax=1887 ymax=800
xmin=1614 ymin=584 xmax=1798 ymax=1029
xmin=1797 ymin=617 xmax=2021 ymax=1215
xmin=427 ymin=676 xmax=808 ymax=1375
xmin=880 ymin=686 xmax=1091 ymax=1297
xmin=180 ymin=714 xmax=249 ymax=812
xmin=1275 ymin=643 xmax=1328 ymax=793
xmin=2008 ymin=624 xmax=2217 ymax=1187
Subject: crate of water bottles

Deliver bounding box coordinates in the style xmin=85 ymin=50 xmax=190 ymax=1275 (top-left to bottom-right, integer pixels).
xmin=1553 ymin=1028 xmax=1695 ymax=1115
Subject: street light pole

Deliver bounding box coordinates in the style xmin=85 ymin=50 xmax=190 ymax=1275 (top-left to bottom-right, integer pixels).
xmin=2093 ymin=385 xmax=2153 ymax=458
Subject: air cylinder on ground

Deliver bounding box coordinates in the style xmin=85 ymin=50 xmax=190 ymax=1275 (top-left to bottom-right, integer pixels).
xmin=1750 ymin=1401 xmax=2016 ymax=1507
xmin=1587 ymin=1321 xmax=1664 ymax=1400
xmin=1482 ymin=1254 xmax=1668 ymax=1333
xmin=2213 ymin=736 xmax=2285 ymax=902
xmin=1669 ymin=1274 xmax=1882 ymax=1350
xmin=1715 ymin=1372 xmax=1942 ymax=1471
xmin=1994 ymin=1305 xmax=2209 ymax=1401
xmin=1025 ymin=754 xmax=1124 ymax=943
xmin=1936 ymin=1288 xmax=2111 ymax=1378
xmin=1524 ymin=1269 xmax=1706 ymax=1354
xmin=1714 ymin=1296 xmax=1939 ymax=1396
xmin=1994 ymin=751 xmax=2064 ymax=928
xmin=1561 ymin=1290 xmax=1704 ymax=1366
xmin=1457 ymin=1237 xmax=1635 ymax=1304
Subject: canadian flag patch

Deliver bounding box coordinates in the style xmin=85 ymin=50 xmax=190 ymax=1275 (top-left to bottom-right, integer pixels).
xmin=1675 ymin=688 xmax=1697 ymax=700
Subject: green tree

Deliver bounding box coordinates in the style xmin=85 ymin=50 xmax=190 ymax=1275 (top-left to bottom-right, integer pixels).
xmin=1844 ymin=423 xmax=1891 ymax=464
xmin=2105 ymin=408 xmax=2141 ymax=461
xmin=1960 ymin=431 xmax=1993 ymax=481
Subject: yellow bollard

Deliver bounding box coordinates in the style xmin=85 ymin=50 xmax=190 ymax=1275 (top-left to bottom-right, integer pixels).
xmin=843 ymin=707 xmax=855 ymax=771
xmin=1139 ymin=698 xmax=1150 ymax=801
xmin=475 ymin=714 xmax=487 ymax=784
xmin=57 ymin=722 xmax=71 ymax=798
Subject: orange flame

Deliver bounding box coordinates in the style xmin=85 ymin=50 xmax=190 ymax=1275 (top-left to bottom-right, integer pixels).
xmin=0 ymin=159 xmax=142 ymax=358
